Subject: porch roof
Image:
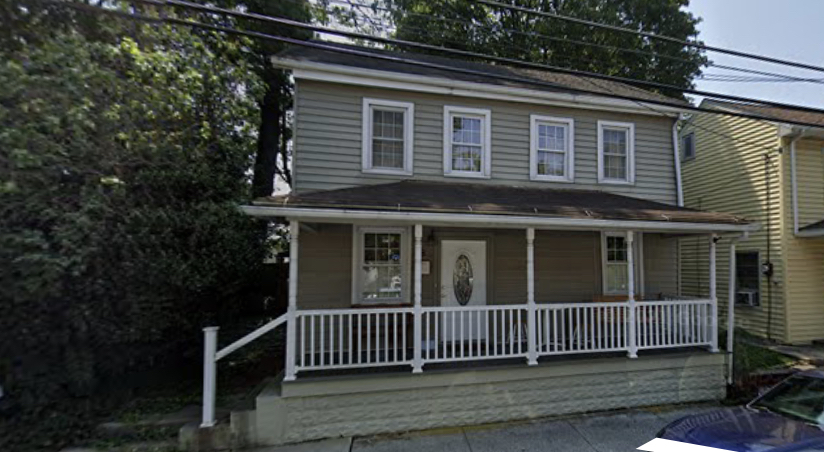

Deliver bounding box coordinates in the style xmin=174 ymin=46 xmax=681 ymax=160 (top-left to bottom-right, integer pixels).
xmin=244 ymin=181 xmax=756 ymax=233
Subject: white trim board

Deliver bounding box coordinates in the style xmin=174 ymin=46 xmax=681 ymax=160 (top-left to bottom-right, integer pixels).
xmin=276 ymin=58 xmax=683 ymax=118
xmin=241 ymin=205 xmax=760 ymax=234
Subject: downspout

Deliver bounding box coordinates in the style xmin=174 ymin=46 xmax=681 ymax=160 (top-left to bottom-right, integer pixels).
xmin=672 ymin=120 xmax=684 ymax=206
xmin=727 ymin=232 xmax=748 ymax=385
xmin=790 ymin=134 xmax=803 ymax=235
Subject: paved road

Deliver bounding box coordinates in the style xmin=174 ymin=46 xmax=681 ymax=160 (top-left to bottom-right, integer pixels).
xmin=259 ymin=404 xmax=719 ymax=452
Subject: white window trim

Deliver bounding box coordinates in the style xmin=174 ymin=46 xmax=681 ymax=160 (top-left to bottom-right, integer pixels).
xmin=351 ymin=226 xmax=412 ymax=306
xmin=597 ymin=120 xmax=636 ymax=185
xmin=443 ymin=105 xmax=492 ymax=178
xmin=362 ymin=98 xmax=415 ymax=175
xmin=682 ymin=132 xmax=696 ymax=161
xmin=600 ymin=231 xmax=644 ymax=296
xmin=529 ymin=115 xmax=575 ymax=182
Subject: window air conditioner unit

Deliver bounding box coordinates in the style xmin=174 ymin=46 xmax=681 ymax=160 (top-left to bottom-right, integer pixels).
xmin=736 ymin=289 xmax=759 ymax=307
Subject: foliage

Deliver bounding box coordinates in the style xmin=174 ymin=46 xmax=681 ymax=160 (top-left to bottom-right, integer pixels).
xmin=383 ymin=0 xmax=708 ymax=97
xmin=0 ymin=10 xmax=266 ymax=451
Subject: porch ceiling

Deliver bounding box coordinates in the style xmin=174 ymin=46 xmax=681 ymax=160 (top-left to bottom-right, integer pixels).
xmin=244 ymin=181 xmax=756 ymax=233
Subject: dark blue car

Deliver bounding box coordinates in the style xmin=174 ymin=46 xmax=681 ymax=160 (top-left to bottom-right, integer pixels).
xmin=657 ymin=369 xmax=824 ymax=451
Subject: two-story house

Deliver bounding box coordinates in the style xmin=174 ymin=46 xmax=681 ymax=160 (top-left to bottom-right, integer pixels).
xmin=679 ymin=100 xmax=824 ymax=345
xmin=211 ymin=43 xmax=757 ymax=447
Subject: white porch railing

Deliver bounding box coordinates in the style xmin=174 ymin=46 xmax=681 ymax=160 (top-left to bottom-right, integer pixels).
xmin=199 ymin=298 xmax=713 ymax=427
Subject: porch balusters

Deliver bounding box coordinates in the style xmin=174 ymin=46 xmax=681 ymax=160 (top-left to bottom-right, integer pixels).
xmin=526 ymin=228 xmax=538 ymax=365
xmin=412 ymin=224 xmax=423 ymax=373
xmin=627 ymin=231 xmax=638 ymax=358
xmin=284 ymin=220 xmax=300 ymax=381
xmin=709 ymin=234 xmax=719 ymax=353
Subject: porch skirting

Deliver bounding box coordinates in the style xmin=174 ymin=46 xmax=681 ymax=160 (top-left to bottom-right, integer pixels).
xmin=246 ymin=351 xmax=725 ymax=446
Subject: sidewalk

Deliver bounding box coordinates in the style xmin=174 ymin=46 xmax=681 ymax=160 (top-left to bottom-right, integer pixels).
xmin=255 ymin=404 xmax=719 ymax=452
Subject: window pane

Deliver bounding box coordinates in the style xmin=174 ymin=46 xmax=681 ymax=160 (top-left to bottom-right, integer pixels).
xmin=604 ymin=128 xmax=627 ymax=155
xmin=361 ymin=265 xmax=403 ymax=300
xmin=361 ymin=232 xmax=403 ymax=301
xmin=537 ymin=151 xmax=565 ymax=176
xmin=607 ymin=236 xmax=627 ymax=263
xmin=452 ymin=116 xmax=482 ymax=145
xmin=452 ymin=145 xmax=482 ymax=172
xmin=604 ymin=155 xmax=627 ymax=180
xmin=370 ymin=107 xmax=405 ymax=170
xmin=538 ymin=124 xmax=565 ymax=151
xmin=606 ymin=265 xmax=629 ymax=293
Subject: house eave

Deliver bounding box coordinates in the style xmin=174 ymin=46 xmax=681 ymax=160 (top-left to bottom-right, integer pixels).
xmin=273 ymin=57 xmax=683 ymax=118
xmin=240 ymin=205 xmax=758 ymax=234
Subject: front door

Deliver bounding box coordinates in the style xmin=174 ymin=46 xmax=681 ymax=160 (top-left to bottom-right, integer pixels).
xmin=440 ymin=240 xmax=487 ymax=341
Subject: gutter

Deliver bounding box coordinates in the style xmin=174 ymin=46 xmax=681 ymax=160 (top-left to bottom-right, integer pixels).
xmin=241 ymin=205 xmax=759 ymax=234
xmin=672 ymin=120 xmax=684 ymax=207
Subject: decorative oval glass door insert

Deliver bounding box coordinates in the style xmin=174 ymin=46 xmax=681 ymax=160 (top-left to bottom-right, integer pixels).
xmin=453 ymin=254 xmax=474 ymax=305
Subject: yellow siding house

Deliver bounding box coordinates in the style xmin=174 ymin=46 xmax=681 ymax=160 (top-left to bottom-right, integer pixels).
xmin=680 ymin=100 xmax=824 ymax=344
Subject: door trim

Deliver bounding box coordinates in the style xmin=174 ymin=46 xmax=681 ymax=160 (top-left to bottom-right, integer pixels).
xmin=435 ymin=232 xmax=494 ymax=306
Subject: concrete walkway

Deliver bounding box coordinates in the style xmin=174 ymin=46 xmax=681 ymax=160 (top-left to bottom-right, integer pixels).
xmin=255 ymin=404 xmax=719 ymax=452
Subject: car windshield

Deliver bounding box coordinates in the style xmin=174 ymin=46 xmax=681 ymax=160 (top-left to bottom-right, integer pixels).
xmin=752 ymin=375 xmax=824 ymax=425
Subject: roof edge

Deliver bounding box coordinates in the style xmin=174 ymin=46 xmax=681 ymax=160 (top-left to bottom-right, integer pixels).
xmin=241 ymin=205 xmax=759 ymax=234
xmin=273 ymin=56 xmax=683 ymax=118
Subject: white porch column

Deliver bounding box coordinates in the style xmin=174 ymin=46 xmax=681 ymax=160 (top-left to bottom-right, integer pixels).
xmin=626 ymin=231 xmax=638 ymax=358
xmin=526 ymin=228 xmax=538 ymax=365
xmin=727 ymin=235 xmax=743 ymax=384
xmin=412 ymin=224 xmax=423 ymax=373
xmin=709 ymin=234 xmax=719 ymax=353
xmin=284 ymin=220 xmax=299 ymax=381
xmin=201 ymin=326 xmax=218 ymax=427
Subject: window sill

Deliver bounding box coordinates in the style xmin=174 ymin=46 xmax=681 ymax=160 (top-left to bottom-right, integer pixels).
xmin=444 ymin=171 xmax=491 ymax=179
xmin=362 ymin=168 xmax=413 ymax=176
xmin=352 ymin=302 xmax=413 ymax=308
xmin=598 ymin=178 xmax=635 ymax=186
xmin=530 ymin=175 xmax=574 ymax=183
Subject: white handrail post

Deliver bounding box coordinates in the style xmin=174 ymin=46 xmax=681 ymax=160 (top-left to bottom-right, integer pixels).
xmin=284 ymin=220 xmax=300 ymax=381
xmin=526 ymin=228 xmax=538 ymax=365
xmin=709 ymin=234 xmax=719 ymax=352
xmin=627 ymin=231 xmax=638 ymax=358
xmin=201 ymin=326 xmax=219 ymax=428
xmin=412 ymin=224 xmax=423 ymax=373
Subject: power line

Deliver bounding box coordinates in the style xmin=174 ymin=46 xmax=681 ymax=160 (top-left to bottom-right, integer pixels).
xmin=476 ymin=0 xmax=824 ymax=75
xmin=302 ymin=0 xmax=824 ymax=86
xmin=137 ymin=0 xmax=824 ymax=118
xmin=61 ymin=2 xmax=824 ymax=130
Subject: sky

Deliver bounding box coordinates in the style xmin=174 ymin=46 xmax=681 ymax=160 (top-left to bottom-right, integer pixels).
xmin=689 ymin=0 xmax=824 ymax=108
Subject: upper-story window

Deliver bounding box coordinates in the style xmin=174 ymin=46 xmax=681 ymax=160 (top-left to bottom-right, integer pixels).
xmin=597 ymin=120 xmax=635 ymax=185
xmin=530 ymin=115 xmax=574 ymax=182
xmin=443 ymin=106 xmax=491 ymax=178
xmin=362 ymin=98 xmax=414 ymax=175
xmin=682 ymin=132 xmax=695 ymax=161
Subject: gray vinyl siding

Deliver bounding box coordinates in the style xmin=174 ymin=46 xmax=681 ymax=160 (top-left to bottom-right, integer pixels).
xmin=296 ymin=225 xmax=677 ymax=309
xmin=293 ymin=80 xmax=678 ymax=204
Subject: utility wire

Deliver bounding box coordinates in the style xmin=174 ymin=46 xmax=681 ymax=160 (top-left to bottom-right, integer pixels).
xmin=475 ymin=0 xmax=824 ymax=75
xmin=312 ymin=0 xmax=824 ymax=86
xmin=130 ymin=0 xmax=824 ymax=118
xmin=62 ymin=1 xmax=824 ymax=130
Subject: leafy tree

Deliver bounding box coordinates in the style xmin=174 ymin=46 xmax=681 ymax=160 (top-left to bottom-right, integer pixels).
xmin=384 ymin=0 xmax=708 ymax=96
xmin=0 ymin=9 xmax=265 ymax=450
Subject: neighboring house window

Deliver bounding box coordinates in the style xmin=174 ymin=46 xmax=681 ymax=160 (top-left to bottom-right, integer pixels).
xmin=362 ymin=98 xmax=414 ymax=175
xmin=735 ymin=251 xmax=761 ymax=307
xmin=682 ymin=132 xmax=695 ymax=160
xmin=443 ymin=106 xmax=492 ymax=178
xmin=352 ymin=227 xmax=409 ymax=305
xmin=597 ymin=121 xmax=635 ymax=184
xmin=530 ymin=115 xmax=575 ymax=182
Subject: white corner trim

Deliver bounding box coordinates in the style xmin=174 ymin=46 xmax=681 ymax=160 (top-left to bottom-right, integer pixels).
xmin=362 ymin=98 xmax=415 ymax=175
xmin=443 ymin=105 xmax=492 ymax=178
xmin=672 ymin=121 xmax=684 ymax=206
xmin=279 ymin=59 xmax=683 ymax=117
xmin=529 ymin=115 xmax=575 ymax=182
xmin=597 ymin=120 xmax=636 ymax=185
xmin=791 ymin=137 xmax=800 ymax=235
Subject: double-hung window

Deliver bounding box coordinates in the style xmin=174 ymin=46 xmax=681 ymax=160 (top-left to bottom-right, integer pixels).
xmin=598 ymin=121 xmax=635 ymax=184
xmin=601 ymin=232 xmax=642 ymax=295
xmin=530 ymin=115 xmax=574 ymax=182
xmin=443 ymin=106 xmax=492 ymax=178
xmin=682 ymin=132 xmax=695 ymax=160
xmin=362 ymin=98 xmax=414 ymax=175
xmin=352 ymin=227 xmax=409 ymax=305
